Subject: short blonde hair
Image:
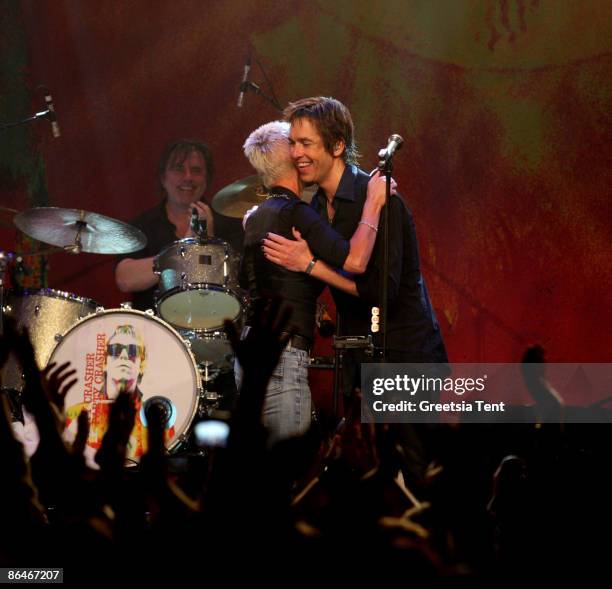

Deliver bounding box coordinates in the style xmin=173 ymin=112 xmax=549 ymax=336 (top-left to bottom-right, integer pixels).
xmin=243 ymin=121 xmax=294 ymax=187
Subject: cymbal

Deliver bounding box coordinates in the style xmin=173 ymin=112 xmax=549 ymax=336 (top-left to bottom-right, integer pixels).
xmin=211 ymin=175 xmax=267 ymax=219
xmin=14 ymin=207 xmax=147 ymax=254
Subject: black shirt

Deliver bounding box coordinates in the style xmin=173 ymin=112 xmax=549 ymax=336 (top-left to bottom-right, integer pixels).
xmin=311 ymin=165 xmax=448 ymax=362
xmin=118 ymin=200 xmax=244 ymax=311
xmin=241 ymin=186 xmax=350 ymax=342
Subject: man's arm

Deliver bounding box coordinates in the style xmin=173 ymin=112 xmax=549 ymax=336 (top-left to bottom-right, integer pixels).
xmin=354 ymin=194 xmax=407 ymax=304
xmin=115 ymin=257 xmax=158 ymax=293
xmin=342 ymin=171 xmax=393 ymax=273
xmin=309 ymin=259 xmax=358 ymax=296
xmin=264 ymin=171 xmax=396 ymax=274
xmin=262 ymin=228 xmax=358 ymax=296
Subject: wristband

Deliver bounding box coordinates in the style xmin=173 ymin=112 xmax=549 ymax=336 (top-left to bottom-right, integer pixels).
xmin=358 ymin=220 xmax=378 ymax=232
xmin=304 ymin=257 xmax=318 ymax=275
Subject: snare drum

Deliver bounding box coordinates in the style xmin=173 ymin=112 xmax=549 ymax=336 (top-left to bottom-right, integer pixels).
xmin=1 ymin=289 xmax=99 ymax=390
xmin=48 ymin=309 xmax=201 ymax=464
xmin=154 ymin=238 xmax=244 ymax=331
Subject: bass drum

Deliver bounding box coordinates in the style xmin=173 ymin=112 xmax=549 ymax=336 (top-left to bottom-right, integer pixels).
xmin=48 ymin=309 xmax=201 ymax=465
xmin=1 ymin=289 xmax=99 ymax=391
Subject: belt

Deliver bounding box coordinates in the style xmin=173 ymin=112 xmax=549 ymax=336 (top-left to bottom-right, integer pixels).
xmin=282 ymin=332 xmax=311 ymax=352
xmin=241 ymin=327 xmax=311 ymax=352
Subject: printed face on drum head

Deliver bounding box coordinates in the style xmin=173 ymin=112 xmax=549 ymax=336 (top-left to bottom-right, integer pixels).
xmin=106 ymin=329 xmax=145 ymax=397
xmin=161 ymin=149 xmax=208 ymax=209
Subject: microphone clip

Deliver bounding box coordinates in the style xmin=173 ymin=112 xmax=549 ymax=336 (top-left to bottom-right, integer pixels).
xmin=191 ymin=208 xmax=208 ymax=239
xmin=377 ymin=133 xmax=404 ymax=171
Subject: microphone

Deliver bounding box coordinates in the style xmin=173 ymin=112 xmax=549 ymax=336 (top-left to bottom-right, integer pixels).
xmin=237 ymin=56 xmax=251 ymax=108
xmin=43 ymin=90 xmax=61 ymax=138
xmin=378 ymin=133 xmax=403 ymax=163
xmin=190 ymin=207 xmax=208 ymax=238
xmin=191 ymin=207 xmax=199 ymax=233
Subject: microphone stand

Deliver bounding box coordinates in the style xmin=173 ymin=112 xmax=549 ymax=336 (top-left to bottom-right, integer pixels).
xmin=0 ymin=109 xmax=56 ymax=132
xmin=239 ymin=81 xmax=282 ymax=113
xmin=376 ymin=149 xmax=397 ymax=362
xmin=329 ymin=140 xmax=399 ymax=422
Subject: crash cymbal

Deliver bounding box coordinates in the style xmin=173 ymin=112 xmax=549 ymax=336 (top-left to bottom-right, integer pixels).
xmin=211 ymin=175 xmax=267 ymax=219
xmin=14 ymin=207 xmax=147 ymax=254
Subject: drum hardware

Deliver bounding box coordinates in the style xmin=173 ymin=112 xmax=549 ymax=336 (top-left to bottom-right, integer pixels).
xmin=332 ymin=335 xmax=374 ymax=353
xmin=309 ymin=355 xmax=335 ymax=369
xmin=190 ymin=207 xmax=208 ymax=239
xmin=330 ymin=334 xmax=375 ymax=424
xmin=198 ymin=390 xmax=222 ymax=418
xmin=197 ymin=359 xmax=221 ymax=382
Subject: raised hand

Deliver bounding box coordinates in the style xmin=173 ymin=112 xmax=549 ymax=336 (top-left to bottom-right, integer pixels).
xmin=71 ymin=409 xmax=90 ymax=458
xmin=41 ymin=361 xmax=78 ymax=418
xmin=96 ymin=391 xmax=136 ymax=472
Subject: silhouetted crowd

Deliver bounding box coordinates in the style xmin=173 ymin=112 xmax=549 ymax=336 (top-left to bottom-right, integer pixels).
xmin=1 ymin=301 xmax=609 ymax=580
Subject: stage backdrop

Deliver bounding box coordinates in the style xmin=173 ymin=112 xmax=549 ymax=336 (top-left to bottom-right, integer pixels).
xmin=1 ymin=0 xmax=610 ymax=364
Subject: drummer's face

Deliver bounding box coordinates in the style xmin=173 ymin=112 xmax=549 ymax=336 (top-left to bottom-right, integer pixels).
xmin=162 ymin=150 xmax=207 ymax=208
xmin=107 ymin=332 xmax=143 ymax=394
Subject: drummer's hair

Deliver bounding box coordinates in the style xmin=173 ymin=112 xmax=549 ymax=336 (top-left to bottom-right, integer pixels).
xmin=243 ymin=121 xmax=294 ymax=187
xmin=158 ymin=139 xmax=214 ymax=195
xmin=283 ymin=96 xmax=359 ymax=165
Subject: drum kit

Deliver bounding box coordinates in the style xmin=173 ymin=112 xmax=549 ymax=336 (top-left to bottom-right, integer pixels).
xmin=0 ymin=178 xmax=269 ymax=461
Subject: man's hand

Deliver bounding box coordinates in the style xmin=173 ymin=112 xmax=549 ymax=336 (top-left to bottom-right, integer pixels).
xmin=185 ymin=201 xmax=215 ymax=238
xmin=262 ymin=228 xmax=313 ymax=272
xmin=366 ymin=169 xmax=397 ymax=210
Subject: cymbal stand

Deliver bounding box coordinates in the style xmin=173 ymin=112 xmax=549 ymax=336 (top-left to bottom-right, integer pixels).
xmin=198 ymin=363 xmax=222 ymax=418
xmin=0 ymin=251 xmax=8 ymax=333
xmin=64 ymin=215 xmax=88 ymax=254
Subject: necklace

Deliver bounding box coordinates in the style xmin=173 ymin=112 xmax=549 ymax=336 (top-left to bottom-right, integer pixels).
xmin=264 ymin=192 xmax=292 ymax=201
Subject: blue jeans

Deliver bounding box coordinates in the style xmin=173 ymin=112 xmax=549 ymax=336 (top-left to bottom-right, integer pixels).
xmin=234 ymin=344 xmax=311 ymax=446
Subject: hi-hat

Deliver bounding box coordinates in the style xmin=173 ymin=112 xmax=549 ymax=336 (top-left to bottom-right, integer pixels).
xmin=211 ymin=175 xmax=267 ymax=219
xmin=14 ymin=207 xmax=147 ymax=254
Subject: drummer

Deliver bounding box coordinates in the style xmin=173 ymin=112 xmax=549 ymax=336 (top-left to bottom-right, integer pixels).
xmin=114 ymin=139 xmax=243 ymax=312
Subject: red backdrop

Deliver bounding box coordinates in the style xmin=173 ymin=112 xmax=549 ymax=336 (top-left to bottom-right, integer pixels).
xmin=2 ymin=0 xmax=610 ymax=364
